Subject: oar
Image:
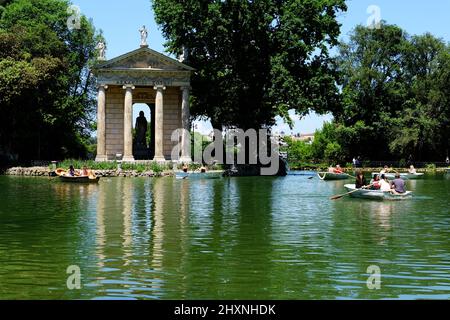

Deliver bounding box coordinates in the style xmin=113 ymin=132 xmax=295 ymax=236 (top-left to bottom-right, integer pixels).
xmin=330 ymin=184 xmax=375 ymax=201
xmin=345 ymin=173 xmax=358 ymax=179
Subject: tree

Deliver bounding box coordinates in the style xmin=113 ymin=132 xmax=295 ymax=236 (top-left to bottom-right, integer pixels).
xmin=390 ymin=34 xmax=450 ymax=160
xmin=152 ymin=0 xmax=347 ymax=130
xmin=336 ymin=23 xmax=450 ymax=162
xmin=0 ymin=0 xmax=103 ymax=162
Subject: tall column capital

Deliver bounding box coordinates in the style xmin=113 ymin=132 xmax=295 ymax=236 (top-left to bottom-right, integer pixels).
xmin=180 ymin=86 xmax=191 ymax=92
xmin=97 ymin=84 xmax=109 ymax=90
xmin=123 ymin=84 xmax=135 ymax=90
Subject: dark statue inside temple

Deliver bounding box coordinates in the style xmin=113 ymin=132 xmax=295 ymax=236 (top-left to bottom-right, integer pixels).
xmin=135 ymin=111 xmax=148 ymax=146
xmin=133 ymin=110 xmax=154 ymax=160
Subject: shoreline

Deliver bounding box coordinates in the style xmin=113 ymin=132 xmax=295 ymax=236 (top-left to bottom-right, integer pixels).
xmin=2 ymin=166 xmax=448 ymax=177
xmin=3 ymin=166 xmax=174 ymax=178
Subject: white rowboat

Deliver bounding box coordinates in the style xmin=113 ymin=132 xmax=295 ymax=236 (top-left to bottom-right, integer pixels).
xmin=344 ymin=184 xmax=413 ymax=201
xmin=318 ymin=172 xmax=351 ymax=181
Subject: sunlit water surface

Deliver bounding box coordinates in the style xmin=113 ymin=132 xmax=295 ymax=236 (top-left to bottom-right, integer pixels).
xmin=0 ymin=173 xmax=449 ymax=300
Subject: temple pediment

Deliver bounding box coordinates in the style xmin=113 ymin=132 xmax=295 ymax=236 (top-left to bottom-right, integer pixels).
xmin=93 ymin=47 xmax=193 ymax=87
xmin=95 ymin=47 xmax=195 ymax=72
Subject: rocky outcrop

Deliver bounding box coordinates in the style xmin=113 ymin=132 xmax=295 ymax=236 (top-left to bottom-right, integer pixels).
xmin=5 ymin=167 xmax=50 ymax=176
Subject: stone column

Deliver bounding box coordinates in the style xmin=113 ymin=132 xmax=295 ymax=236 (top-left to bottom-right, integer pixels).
xmin=96 ymin=85 xmax=108 ymax=162
xmin=180 ymin=86 xmax=192 ymax=163
xmin=123 ymin=85 xmax=135 ymax=162
xmin=153 ymin=85 xmax=166 ymax=162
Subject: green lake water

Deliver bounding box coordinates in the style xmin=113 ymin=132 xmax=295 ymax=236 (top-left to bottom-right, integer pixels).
xmin=0 ymin=173 xmax=449 ymax=300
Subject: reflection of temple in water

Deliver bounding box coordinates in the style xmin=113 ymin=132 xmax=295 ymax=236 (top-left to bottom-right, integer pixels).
xmin=93 ymin=178 xmax=192 ymax=298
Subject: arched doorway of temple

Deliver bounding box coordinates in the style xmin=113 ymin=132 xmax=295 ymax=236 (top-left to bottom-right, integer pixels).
xmin=133 ymin=103 xmax=156 ymax=160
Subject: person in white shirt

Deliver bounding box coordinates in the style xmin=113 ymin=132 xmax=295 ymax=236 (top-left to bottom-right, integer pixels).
xmin=408 ymin=165 xmax=417 ymax=174
xmin=379 ymin=175 xmax=391 ymax=192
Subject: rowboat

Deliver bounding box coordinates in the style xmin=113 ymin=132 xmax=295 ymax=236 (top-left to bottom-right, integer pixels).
xmin=55 ymin=168 xmax=67 ymax=176
xmin=344 ymin=184 xmax=413 ymax=201
xmin=59 ymin=175 xmax=100 ymax=183
xmin=56 ymin=168 xmax=100 ymax=183
xmin=318 ymin=172 xmax=351 ymax=181
xmin=175 ymin=171 xmax=222 ymax=180
xmin=371 ymin=172 xmax=424 ymax=180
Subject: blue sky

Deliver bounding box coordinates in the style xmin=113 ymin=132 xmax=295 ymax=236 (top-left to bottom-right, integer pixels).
xmin=72 ymin=0 xmax=450 ymax=134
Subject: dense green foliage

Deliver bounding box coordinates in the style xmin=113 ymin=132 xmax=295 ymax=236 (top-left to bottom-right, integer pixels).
xmin=335 ymin=23 xmax=450 ymax=162
xmin=152 ymin=0 xmax=347 ymax=130
xmin=283 ymin=122 xmax=346 ymax=167
xmin=0 ymin=0 xmax=103 ymax=162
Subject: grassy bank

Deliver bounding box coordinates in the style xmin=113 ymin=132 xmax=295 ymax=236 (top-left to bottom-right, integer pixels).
xmin=54 ymin=160 xmax=172 ymax=174
xmin=53 ymin=160 xmax=225 ymax=174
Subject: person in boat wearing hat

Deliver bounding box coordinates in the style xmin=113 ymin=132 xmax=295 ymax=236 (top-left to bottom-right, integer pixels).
xmin=391 ymin=173 xmax=407 ymax=194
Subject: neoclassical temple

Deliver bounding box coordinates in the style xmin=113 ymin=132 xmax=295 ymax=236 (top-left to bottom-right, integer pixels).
xmin=93 ymin=40 xmax=193 ymax=163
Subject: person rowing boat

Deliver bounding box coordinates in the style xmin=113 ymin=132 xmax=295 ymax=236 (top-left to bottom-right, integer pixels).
xmin=355 ymin=170 xmax=367 ymax=189
xmin=408 ymin=165 xmax=417 ymax=174
xmin=380 ymin=165 xmax=393 ymax=175
xmin=328 ymin=164 xmax=343 ymax=174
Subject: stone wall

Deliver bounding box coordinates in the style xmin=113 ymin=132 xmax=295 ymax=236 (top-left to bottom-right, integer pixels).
xmin=4 ymin=167 xmax=173 ymax=178
xmin=5 ymin=167 xmax=51 ymax=176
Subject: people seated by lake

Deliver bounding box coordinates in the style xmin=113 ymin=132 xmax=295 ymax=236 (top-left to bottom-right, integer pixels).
xmin=408 ymin=165 xmax=417 ymax=174
xmin=182 ymin=165 xmax=189 ymax=173
xmin=200 ymin=166 xmax=207 ymax=173
xmin=379 ymin=174 xmax=391 ymax=192
xmin=68 ymin=165 xmax=76 ymax=177
xmin=355 ymin=170 xmax=367 ymax=189
xmin=391 ymin=174 xmax=407 ymax=194
xmin=370 ymin=174 xmax=381 ymax=190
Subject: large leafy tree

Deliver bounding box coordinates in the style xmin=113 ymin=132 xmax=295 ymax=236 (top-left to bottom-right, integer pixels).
xmin=152 ymin=0 xmax=347 ymax=130
xmin=336 ymin=23 xmax=450 ymax=161
xmin=391 ymin=34 xmax=450 ymax=160
xmin=0 ymin=0 xmax=103 ymax=162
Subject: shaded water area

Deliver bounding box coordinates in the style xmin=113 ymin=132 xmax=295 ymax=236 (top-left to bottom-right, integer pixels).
xmin=0 ymin=173 xmax=449 ymax=300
